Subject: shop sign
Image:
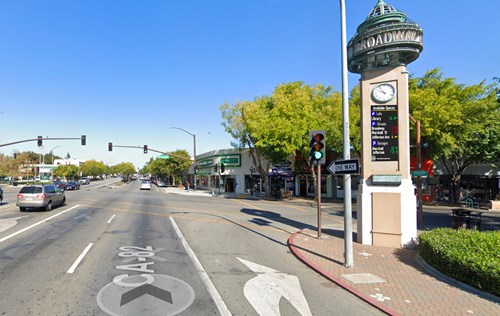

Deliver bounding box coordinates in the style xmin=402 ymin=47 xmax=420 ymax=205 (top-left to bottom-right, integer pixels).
xmin=198 ymin=159 xmax=214 ymax=167
xmin=220 ymin=155 xmax=241 ymax=166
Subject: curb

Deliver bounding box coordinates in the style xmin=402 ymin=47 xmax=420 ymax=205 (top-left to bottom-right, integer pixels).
xmin=287 ymin=230 xmax=398 ymax=316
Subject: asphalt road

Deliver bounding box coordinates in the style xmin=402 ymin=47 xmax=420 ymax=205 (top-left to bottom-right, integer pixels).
xmin=0 ymin=180 xmax=383 ymax=315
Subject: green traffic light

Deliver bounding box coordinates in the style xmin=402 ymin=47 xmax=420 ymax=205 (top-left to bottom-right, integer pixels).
xmin=313 ymin=151 xmax=323 ymax=160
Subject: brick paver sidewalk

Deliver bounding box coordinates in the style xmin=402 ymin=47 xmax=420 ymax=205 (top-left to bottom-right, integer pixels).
xmin=288 ymin=229 xmax=500 ymax=316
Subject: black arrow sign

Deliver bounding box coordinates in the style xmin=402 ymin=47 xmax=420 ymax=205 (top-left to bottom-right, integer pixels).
xmin=120 ymin=284 xmax=173 ymax=306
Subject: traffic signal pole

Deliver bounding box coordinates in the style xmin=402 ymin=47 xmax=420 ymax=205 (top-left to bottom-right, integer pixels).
xmin=0 ymin=136 xmax=86 ymax=148
xmin=110 ymin=144 xmax=194 ymax=161
xmin=317 ymin=162 xmax=322 ymax=238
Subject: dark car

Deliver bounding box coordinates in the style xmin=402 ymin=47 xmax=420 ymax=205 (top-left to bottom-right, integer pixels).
xmin=53 ymin=181 xmax=66 ymax=189
xmin=64 ymin=182 xmax=81 ymax=190
xmin=0 ymin=186 xmax=3 ymax=203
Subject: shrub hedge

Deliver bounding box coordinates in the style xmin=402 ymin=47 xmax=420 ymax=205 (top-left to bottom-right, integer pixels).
xmin=418 ymin=228 xmax=500 ymax=297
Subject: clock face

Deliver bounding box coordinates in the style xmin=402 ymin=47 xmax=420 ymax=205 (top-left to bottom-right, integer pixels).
xmin=371 ymin=83 xmax=396 ymax=103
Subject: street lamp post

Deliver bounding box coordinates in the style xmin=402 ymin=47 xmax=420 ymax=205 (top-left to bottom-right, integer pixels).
xmin=170 ymin=127 xmax=197 ymax=190
xmin=340 ymin=0 xmax=353 ymax=268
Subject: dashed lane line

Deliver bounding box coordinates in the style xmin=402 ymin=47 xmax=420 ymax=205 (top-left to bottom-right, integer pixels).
xmin=0 ymin=205 xmax=80 ymax=244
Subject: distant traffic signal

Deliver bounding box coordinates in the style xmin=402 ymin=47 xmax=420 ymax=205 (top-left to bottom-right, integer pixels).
xmin=81 ymin=135 xmax=86 ymax=146
xmin=37 ymin=136 xmax=43 ymax=147
xmin=143 ymin=145 xmax=148 ymax=154
xmin=309 ymin=130 xmax=326 ymax=165
xmin=220 ymin=163 xmax=225 ymax=173
xmin=213 ymin=165 xmax=217 ymax=172
xmin=108 ymin=142 xmax=113 ymax=151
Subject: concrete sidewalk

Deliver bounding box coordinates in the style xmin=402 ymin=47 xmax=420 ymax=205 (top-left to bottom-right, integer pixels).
xmin=288 ymin=228 xmax=500 ymax=315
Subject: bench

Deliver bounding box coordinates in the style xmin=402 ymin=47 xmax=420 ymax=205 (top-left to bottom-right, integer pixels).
xmin=452 ymin=208 xmax=482 ymax=230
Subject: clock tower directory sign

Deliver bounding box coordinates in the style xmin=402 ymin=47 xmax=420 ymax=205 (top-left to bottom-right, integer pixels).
xmin=347 ymin=0 xmax=423 ymax=247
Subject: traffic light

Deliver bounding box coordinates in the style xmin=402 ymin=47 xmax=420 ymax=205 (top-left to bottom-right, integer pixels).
xmin=213 ymin=165 xmax=218 ymax=172
xmin=108 ymin=142 xmax=113 ymax=151
xmin=81 ymin=135 xmax=86 ymax=146
xmin=37 ymin=136 xmax=43 ymax=147
xmin=143 ymin=145 xmax=148 ymax=154
xmin=194 ymin=165 xmax=199 ymax=174
xmin=309 ymin=130 xmax=326 ymax=165
xmin=220 ymin=163 xmax=225 ymax=173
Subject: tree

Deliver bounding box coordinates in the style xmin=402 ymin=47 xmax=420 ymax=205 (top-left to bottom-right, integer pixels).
xmin=142 ymin=150 xmax=191 ymax=185
xmin=112 ymin=162 xmax=136 ymax=180
xmin=54 ymin=164 xmax=79 ymax=180
xmin=409 ymin=68 xmax=500 ymax=203
xmin=0 ymin=154 xmax=19 ymax=181
xmin=220 ymin=82 xmax=346 ymax=194
xmin=80 ymin=160 xmax=107 ymax=179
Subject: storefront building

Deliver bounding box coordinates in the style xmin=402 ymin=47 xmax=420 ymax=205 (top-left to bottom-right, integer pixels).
xmin=191 ymin=148 xmax=268 ymax=195
xmin=191 ymin=148 xmax=360 ymax=199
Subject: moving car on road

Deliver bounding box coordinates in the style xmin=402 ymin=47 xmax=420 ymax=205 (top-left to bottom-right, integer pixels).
xmin=79 ymin=177 xmax=90 ymax=185
xmin=140 ymin=180 xmax=151 ymax=190
xmin=16 ymin=184 xmax=66 ymax=211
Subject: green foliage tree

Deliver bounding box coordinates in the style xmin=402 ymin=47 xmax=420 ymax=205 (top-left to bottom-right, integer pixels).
xmin=409 ymin=68 xmax=500 ymax=203
xmin=142 ymin=150 xmax=191 ymax=185
xmin=220 ymin=82 xmax=349 ymax=194
xmin=0 ymin=154 xmax=17 ymax=179
xmin=54 ymin=164 xmax=79 ymax=180
xmin=80 ymin=160 xmax=107 ymax=178
xmin=111 ymin=162 xmax=136 ymax=179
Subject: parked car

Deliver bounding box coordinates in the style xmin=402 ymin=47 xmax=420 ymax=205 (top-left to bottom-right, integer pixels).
xmin=79 ymin=177 xmax=90 ymax=185
xmin=156 ymin=180 xmax=167 ymax=187
xmin=140 ymin=180 xmax=151 ymax=190
xmin=53 ymin=181 xmax=66 ymax=190
xmin=0 ymin=187 xmax=3 ymax=203
xmin=64 ymin=182 xmax=81 ymax=190
xmin=16 ymin=184 xmax=66 ymax=211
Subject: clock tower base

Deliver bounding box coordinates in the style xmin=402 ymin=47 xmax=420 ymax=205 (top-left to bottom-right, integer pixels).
xmin=356 ymin=65 xmax=417 ymax=248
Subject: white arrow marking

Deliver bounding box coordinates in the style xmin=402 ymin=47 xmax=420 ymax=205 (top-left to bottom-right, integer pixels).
xmin=0 ymin=216 xmax=27 ymax=233
xmin=73 ymin=213 xmax=90 ymax=220
xmin=237 ymin=257 xmax=312 ymax=316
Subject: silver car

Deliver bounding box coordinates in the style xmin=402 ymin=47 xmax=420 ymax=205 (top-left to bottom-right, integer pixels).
xmin=16 ymin=184 xmax=66 ymax=211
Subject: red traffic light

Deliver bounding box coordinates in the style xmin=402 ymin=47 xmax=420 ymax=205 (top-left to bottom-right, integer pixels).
xmin=108 ymin=142 xmax=113 ymax=151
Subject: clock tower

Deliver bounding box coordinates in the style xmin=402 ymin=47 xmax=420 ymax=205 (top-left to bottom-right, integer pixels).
xmin=347 ymin=0 xmax=423 ymax=247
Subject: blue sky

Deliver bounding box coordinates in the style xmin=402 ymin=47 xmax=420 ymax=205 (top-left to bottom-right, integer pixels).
xmin=1 ymin=0 xmax=498 ymax=169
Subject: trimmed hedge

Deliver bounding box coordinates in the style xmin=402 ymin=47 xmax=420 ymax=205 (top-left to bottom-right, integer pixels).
xmin=418 ymin=228 xmax=500 ymax=297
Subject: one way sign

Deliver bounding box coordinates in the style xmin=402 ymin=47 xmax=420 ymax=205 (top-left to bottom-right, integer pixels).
xmin=327 ymin=159 xmax=360 ymax=175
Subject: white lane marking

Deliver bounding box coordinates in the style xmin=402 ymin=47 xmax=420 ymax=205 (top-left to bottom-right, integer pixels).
xmin=237 ymin=257 xmax=312 ymax=316
xmin=107 ymin=214 xmax=116 ymax=224
xmin=0 ymin=205 xmax=80 ymax=244
xmin=67 ymin=242 xmax=94 ymax=274
xmin=169 ymin=216 xmax=231 ymax=316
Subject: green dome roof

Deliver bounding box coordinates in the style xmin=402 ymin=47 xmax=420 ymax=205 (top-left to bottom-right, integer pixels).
xmin=357 ymin=0 xmax=408 ymax=34
xmin=347 ymin=0 xmax=423 ymax=73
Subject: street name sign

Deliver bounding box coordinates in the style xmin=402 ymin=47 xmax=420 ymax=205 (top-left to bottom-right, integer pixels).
xmin=411 ymin=170 xmax=428 ymax=177
xmin=157 ymin=155 xmax=170 ymax=159
xmin=327 ymin=159 xmax=360 ymax=175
